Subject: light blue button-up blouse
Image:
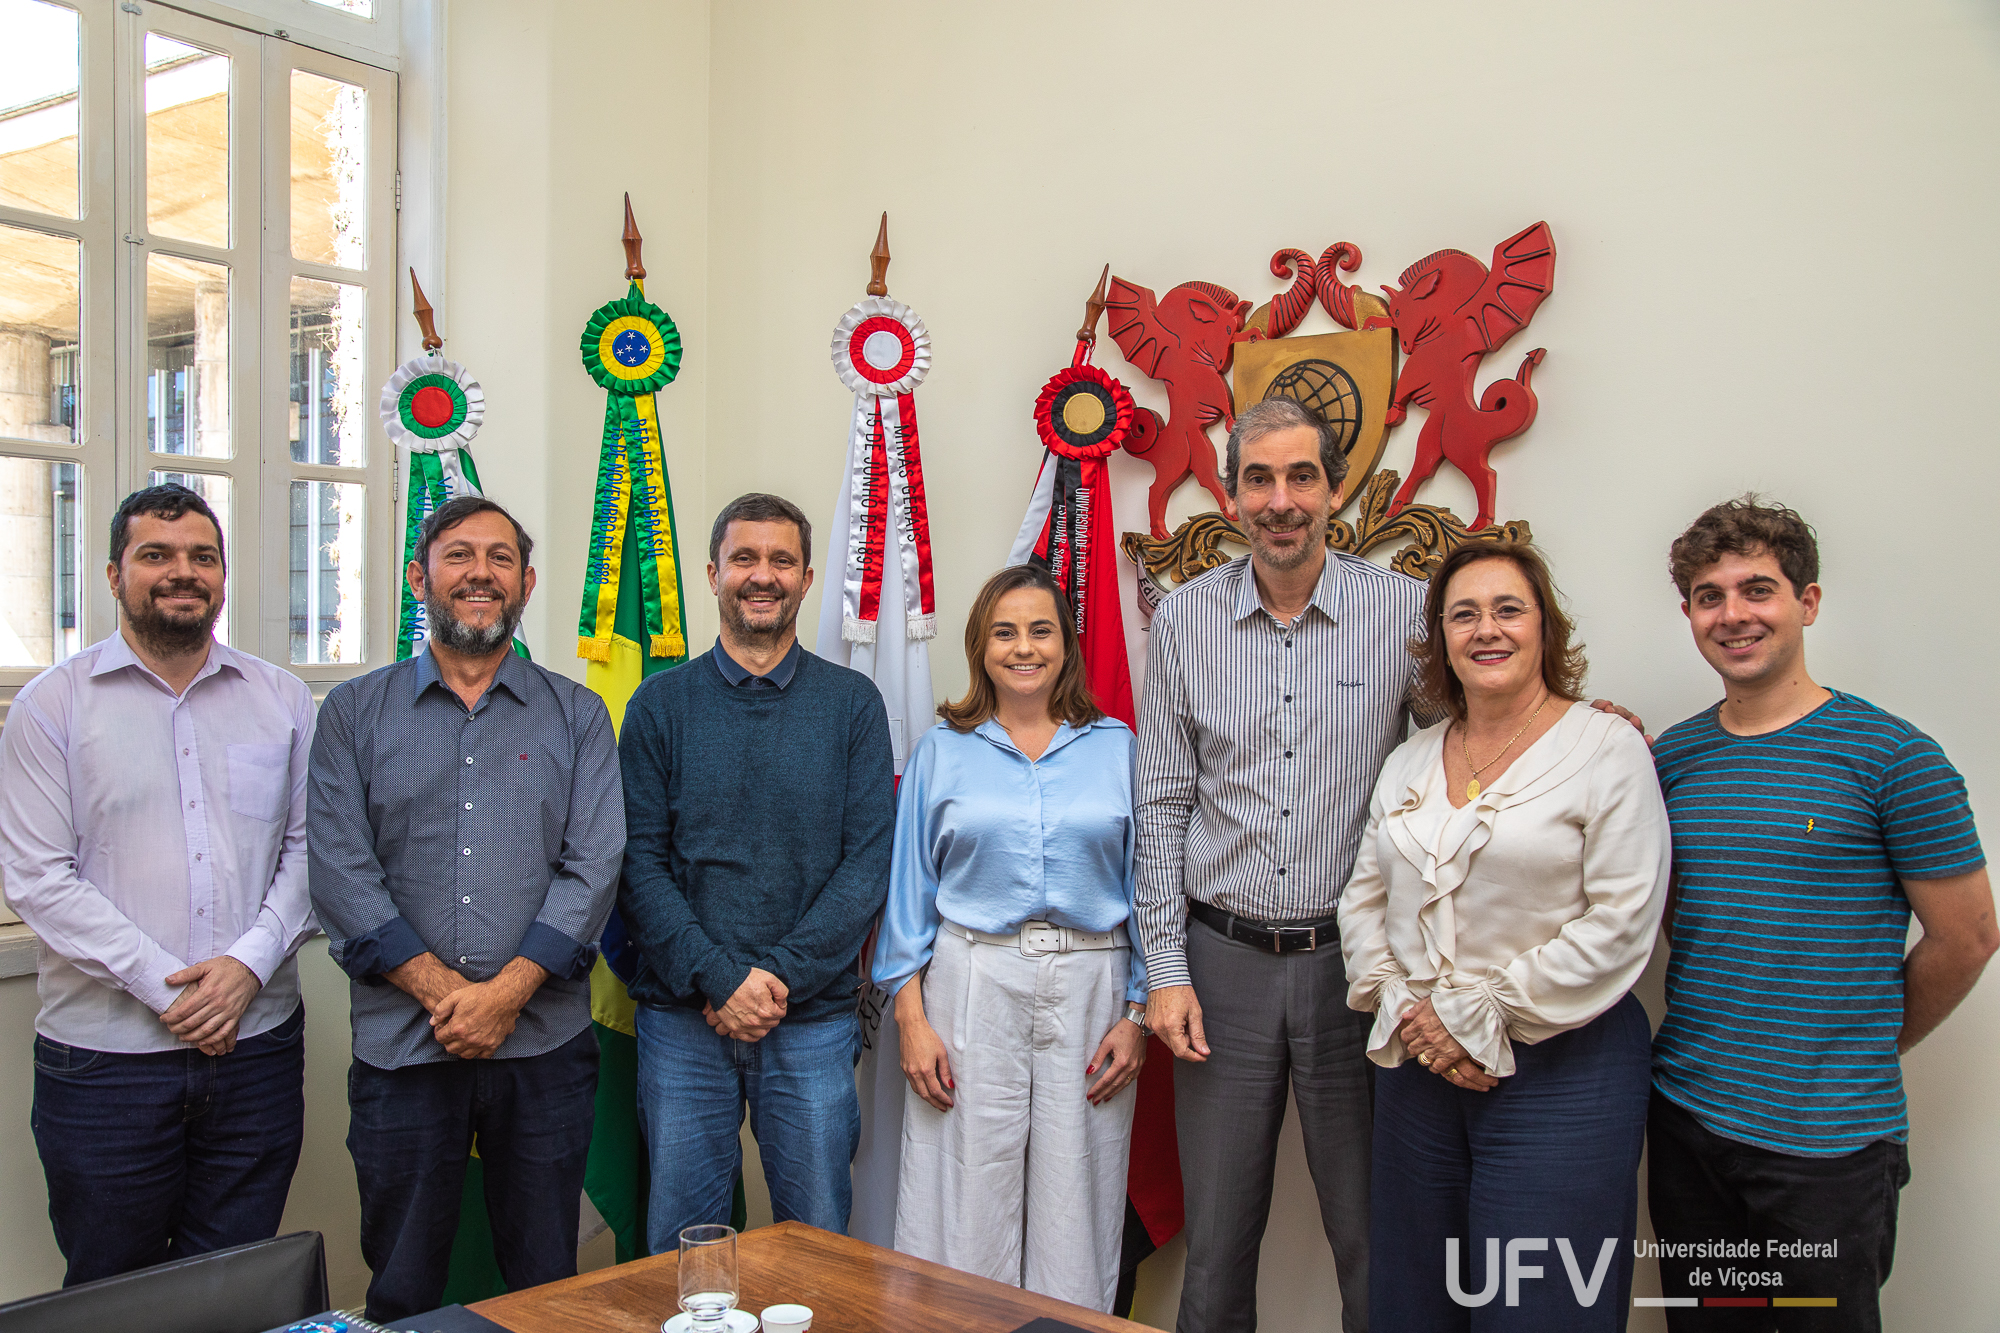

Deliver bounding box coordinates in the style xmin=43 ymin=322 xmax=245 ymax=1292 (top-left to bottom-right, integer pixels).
xmin=872 ymin=716 xmax=1146 ymax=1002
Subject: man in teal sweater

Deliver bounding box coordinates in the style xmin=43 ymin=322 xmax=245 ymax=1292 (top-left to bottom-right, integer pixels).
xmin=619 ymin=492 xmax=894 ymax=1252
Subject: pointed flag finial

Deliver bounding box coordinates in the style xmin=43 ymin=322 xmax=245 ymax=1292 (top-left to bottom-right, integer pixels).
xmin=1077 ymin=263 xmax=1110 ymax=344
xmin=410 ymin=268 xmax=442 ymax=351
xmin=622 ymin=193 xmax=646 ymax=281
xmin=866 ymin=212 xmax=891 ymax=297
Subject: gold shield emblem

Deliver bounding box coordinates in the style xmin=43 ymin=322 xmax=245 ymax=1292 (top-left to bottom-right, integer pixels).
xmin=1230 ymin=327 xmax=1397 ymax=506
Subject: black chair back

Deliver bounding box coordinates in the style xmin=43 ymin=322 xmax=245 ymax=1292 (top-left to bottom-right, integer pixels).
xmin=0 ymin=1231 xmax=329 ymax=1333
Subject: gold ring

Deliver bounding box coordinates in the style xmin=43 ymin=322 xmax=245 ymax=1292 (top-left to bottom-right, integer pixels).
xmin=1447 ymin=1067 xmax=1460 ymax=1080
xmin=1417 ymin=1052 xmax=1433 ymax=1068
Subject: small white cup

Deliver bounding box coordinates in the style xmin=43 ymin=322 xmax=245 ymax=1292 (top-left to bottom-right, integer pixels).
xmin=760 ymin=1304 xmax=812 ymax=1333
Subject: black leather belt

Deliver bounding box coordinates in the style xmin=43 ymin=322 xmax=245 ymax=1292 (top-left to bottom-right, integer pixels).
xmin=1189 ymin=899 xmax=1339 ymax=954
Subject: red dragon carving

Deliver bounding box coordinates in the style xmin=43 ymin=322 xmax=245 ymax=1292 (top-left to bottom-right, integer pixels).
xmin=1105 ymin=278 xmax=1257 ymax=539
xmin=1366 ymin=222 xmax=1556 ymax=531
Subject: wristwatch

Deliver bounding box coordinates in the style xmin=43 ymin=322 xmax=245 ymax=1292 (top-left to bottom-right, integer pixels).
xmin=1125 ymin=1003 xmax=1149 ymax=1035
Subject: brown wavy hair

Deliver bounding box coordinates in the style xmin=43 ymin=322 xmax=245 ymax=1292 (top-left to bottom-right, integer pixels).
xmin=1667 ymin=494 xmax=1819 ymax=599
xmin=938 ymin=565 xmax=1105 ymax=733
xmin=1409 ymin=541 xmax=1587 ymax=721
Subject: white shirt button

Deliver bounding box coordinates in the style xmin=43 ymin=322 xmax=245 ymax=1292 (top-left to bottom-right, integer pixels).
xmin=462 ymin=847 xmax=471 ymax=856
xmin=462 ymin=896 xmax=471 ymax=904
xmin=465 ymin=757 xmax=474 ymax=765
xmin=464 ymin=803 xmax=472 ymax=810
xmin=458 ymin=955 xmax=468 ymax=964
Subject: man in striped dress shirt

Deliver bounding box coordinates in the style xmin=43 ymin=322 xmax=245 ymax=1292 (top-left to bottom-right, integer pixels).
xmin=1649 ymin=497 xmax=1994 ymax=1331
xmin=1135 ymin=397 xmax=1429 ymax=1333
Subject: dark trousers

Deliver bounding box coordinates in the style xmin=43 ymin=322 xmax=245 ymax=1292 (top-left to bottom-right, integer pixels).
xmin=1371 ymin=992 xmax=1652 ymax=1332
xmin=1646 ymin=1092 xmax=1909 ymax=1333
xmin=1175 ymin=917 xmax=1373 ymax=1333
xmin=347 ymin=1026 xmax=597 ymax=1320
xmin=31 ymin=1002 xmax=307 ymax=1287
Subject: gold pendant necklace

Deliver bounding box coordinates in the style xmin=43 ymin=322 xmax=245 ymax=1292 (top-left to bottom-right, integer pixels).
xmin=1461 ymin=694 xmax=1550 ymax=800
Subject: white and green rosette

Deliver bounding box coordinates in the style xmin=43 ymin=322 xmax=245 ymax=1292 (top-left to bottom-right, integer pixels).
xmin=381 ymin=354 xmax=488 ymax=660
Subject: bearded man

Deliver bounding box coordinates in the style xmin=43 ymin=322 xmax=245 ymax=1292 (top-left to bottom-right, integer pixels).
xmin=1133 ymin=396 xmax=1433 ymax=1333
xmin=2 ymin=483 xmax=316 ymax=1285
xmin=617 ymin=492 xmax=893 ymax=1250
xmin=307 ymin=496 xmax=623 ymax=1320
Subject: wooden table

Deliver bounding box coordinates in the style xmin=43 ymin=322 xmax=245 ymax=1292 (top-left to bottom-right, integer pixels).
xmin=472 ymin=1221 xmax=1150 ymax=1333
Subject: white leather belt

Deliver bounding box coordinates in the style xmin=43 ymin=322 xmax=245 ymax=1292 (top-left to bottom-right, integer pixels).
xmin=942 ymin=918 xmax=1128 ymax=957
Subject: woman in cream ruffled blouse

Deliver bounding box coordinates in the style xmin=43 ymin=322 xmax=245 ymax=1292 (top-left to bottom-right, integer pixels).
xmin=1338 ymin=541 xmax=1669 ymax=1332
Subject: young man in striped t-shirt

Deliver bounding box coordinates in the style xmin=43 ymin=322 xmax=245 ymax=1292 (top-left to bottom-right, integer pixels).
xmin=1648 ymin=497 xmax=1995 ymax=1330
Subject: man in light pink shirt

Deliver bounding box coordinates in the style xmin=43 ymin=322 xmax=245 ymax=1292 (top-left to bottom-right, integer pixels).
xmin=1 ymin=484 xmax=316 ymax=1286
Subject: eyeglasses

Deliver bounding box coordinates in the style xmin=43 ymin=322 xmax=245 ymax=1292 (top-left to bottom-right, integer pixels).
xmin=1443 ymin=603 xmax=1537 ymax=633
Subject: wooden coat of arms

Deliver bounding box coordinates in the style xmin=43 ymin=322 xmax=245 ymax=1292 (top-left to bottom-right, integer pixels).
xmin=1112 ymin=224 xmax=1555 ymax=605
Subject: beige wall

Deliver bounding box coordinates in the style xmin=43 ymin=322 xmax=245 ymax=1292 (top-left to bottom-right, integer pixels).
xmin=691 ymin=4 xmax=2000 ymax=1325
xmin=0 ymin=0 xmax=1993 ymax=1326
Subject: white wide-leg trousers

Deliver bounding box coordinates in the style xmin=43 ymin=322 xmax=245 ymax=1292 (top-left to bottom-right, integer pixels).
xmin=893 ymin=925 xmax=1137 ymax=1312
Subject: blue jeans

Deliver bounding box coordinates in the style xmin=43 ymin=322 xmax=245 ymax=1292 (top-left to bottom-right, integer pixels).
xmin=636 ymin=1004 xmax=861 ymax=1254
xmin=1371 ymin=992 xmax=1652 ymax=1332
xmin=346 ymin=1026 xmax=597 ymax=1320
xmin=31 ymin=1002 xmax=307 ymax=1286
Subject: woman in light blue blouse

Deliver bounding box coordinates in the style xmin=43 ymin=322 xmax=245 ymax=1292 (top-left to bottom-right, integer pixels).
xmin=873 ymin=564 xmax=1146 ymax=1312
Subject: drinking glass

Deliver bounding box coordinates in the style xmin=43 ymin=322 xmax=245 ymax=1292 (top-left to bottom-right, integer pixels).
xmin=679 ymin=1224 xmax=739 ymax=1332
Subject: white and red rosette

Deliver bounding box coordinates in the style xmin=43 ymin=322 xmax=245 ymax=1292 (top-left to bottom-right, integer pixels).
xmin=379 ymin=354 xmax=485 ymax=453
xmin=831 ymin=297 xmax=931 ymax=398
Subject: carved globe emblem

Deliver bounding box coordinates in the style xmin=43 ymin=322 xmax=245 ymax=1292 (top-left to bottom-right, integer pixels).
xmin=1265 ymin=359 xmax=1363 ymax=456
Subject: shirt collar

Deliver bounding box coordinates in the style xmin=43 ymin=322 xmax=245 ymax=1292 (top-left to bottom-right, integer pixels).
xmin=1230 ymin=551 xmax=1345 ymax=625
xmin=712 ymin=637 xmax=801 ymax=690
xmin=88 ymin=630 xmax=242 ymax=693
xmin=973 ymin=715 xmax=1114 ymax=760
xmin=413 ymin=643 xmax=531 ymax=709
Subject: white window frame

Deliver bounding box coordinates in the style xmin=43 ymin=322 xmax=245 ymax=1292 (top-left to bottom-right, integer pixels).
xmin=0 ymin=0 xmax=400 ymax=698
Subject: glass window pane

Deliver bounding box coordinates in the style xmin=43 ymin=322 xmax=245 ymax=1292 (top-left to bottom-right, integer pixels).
xmin=0 ymin=224 xmax=81 ymax=447
xmin=290 ymin=276 xmax=365 ymax=466
xmin=291 ymin=479 xmax=363 ymax=664
xmin=146 ymin=254 xmax=229 ymax=459
xmin=305 ymin=0 xmax=373 ymax=14
xmin=145 ymin=34 xmax=229 ymax=249
xmin=291 ymin=70 xmax=366 ymax=267
xmin=0 ymin=0 xmax=81 ymax=219
xmin=147 ymin=468 xmax=231 ymax=645
xmin=0 ymin=457 xmax=81 ymax=666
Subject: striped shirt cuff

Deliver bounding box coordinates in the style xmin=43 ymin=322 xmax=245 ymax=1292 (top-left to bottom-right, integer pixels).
xmin=1144 ymin=949 xmax=1192 ymax=992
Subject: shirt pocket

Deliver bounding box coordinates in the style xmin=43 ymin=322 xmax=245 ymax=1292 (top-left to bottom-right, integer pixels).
xmin=227 ymin=742 xmax=291 ymax=823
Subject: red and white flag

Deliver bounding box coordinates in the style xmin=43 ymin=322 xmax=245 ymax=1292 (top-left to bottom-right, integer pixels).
xmin=819 ymin=291 xmax=937 ymax=1250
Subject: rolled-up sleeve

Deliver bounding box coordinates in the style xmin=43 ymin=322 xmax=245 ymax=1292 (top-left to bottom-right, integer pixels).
xmin=517 ymin=696 xmax=623 ymax=981
xmin=307 ymin=683 xmax=426 ymax=983
xmin=1 ymin=691 xmax=188 ymax=1014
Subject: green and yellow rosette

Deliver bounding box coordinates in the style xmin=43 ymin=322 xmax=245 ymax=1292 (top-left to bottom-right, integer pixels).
xmin=577 ymin=284 xmax=687 ymax=663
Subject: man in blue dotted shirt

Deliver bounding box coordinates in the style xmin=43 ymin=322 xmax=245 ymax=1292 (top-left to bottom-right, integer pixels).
xmin=310 ymin=498 xmax=623 ymax=1320
xmin=1648 ymin=496 xmax=1995 ymax=1332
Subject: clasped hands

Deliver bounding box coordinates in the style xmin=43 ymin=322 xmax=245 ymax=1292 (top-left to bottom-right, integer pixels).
xmin=703 ymin=967 xmax=789 ymax=1042
xmin=160 ymin=955 xmax=262 ymax=1055
xmin=386 ymin=953 xmax=547 ymax=1059
xmin=1397 ymin=996 xmax=1499 ymax=1091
